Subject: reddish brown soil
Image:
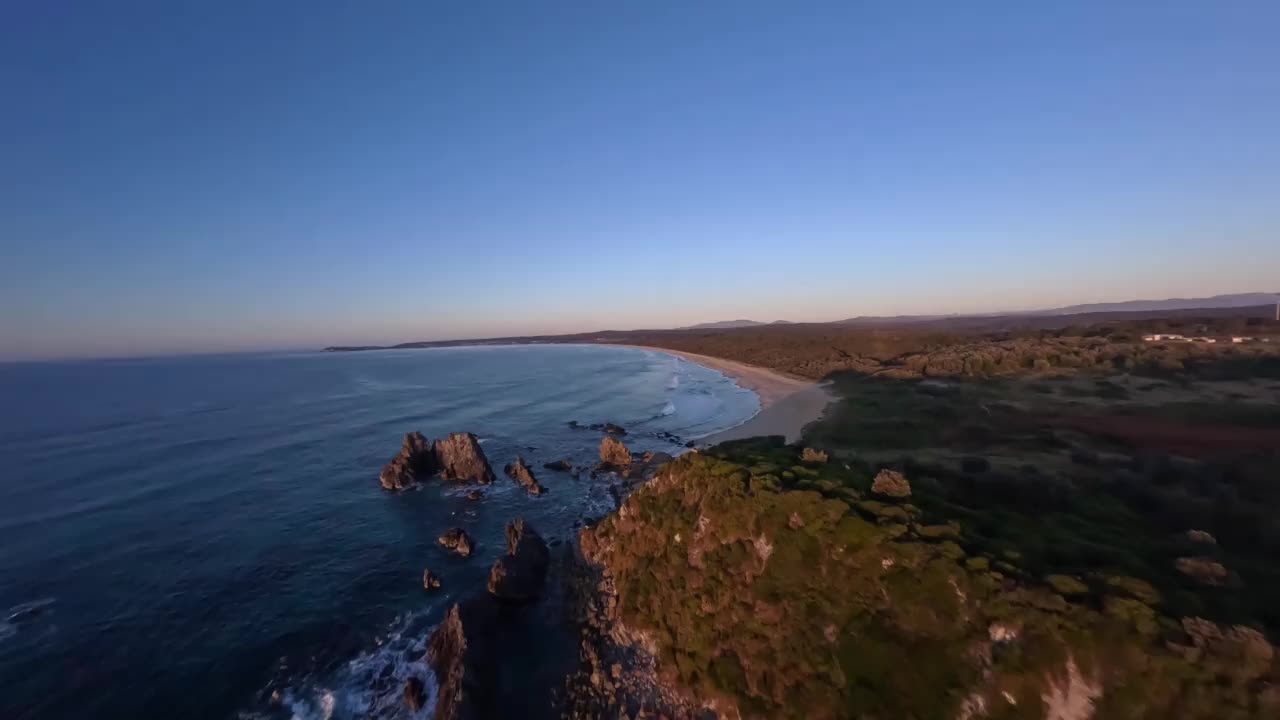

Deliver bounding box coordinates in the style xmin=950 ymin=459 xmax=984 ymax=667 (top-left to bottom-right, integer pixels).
xmin=1051 ymin=415 xmax=1280 ymax=457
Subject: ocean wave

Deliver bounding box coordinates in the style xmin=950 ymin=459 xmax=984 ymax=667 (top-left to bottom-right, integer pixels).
xmin=660 ymin=401 xmax=676 ymax=416
xmin=245 ymin=612 xmax=439 ymax=720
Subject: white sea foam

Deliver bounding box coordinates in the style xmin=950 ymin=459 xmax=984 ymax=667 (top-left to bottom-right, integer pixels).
xmin=660 ymin=401 xmax=676 ymax=416
xmin=252 ymin=612 xmax=439 ymax=720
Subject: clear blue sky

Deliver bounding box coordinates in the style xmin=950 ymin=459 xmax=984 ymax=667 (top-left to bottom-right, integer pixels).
xmin=2 ymin=2 xmax=1277 ymax=360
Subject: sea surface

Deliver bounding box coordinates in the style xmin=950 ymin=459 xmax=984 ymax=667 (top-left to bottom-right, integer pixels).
xmin=0 ymin=344 xmax=759 ymax=720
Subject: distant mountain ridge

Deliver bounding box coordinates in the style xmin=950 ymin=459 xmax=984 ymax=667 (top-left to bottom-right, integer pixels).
xmin=1031 ymin=293 xmax=1280 ymax=316
xmin=679 ymin=319 xmax=793 ymax=330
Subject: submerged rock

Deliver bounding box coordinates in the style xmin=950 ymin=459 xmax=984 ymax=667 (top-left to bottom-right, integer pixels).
xmin=404 ymin=676 xmax=426 ymax=712
xmin=434 ymin=433 xmax=495 ymax=484
xmin=439 ymin=528 xmax=475 ymax=558
xmin=380 ymin=432 xmax=438 ymax=490
xmin=465 ymin=489 xmax=484 ymax=502
xmin=488 ymin=518 xmax=550 ymax=602
xmin=603 ymin=422 xmax=627 ymax=436
xmin=871 ymin=468 xmax=912 ymax=498
xmin=503 ymin=455 xmax=546 ymax=495
xmin=423 ymin=568 xmax=442 ymax=591
xmin=543 ymin=459 xmax=574 ymax=472
xmin=428 ymin=598 xmax=499 ymax=720
xmin=599 ymin=437 xmax=632 ymax=468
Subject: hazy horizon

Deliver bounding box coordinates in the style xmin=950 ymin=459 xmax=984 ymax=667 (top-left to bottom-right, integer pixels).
xmin=4 ymin=3 xmax=1279 ymax=361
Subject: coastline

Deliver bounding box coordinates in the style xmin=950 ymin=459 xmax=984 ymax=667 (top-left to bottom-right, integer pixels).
xmin=612 ymin=344 xmax=835 ymax=445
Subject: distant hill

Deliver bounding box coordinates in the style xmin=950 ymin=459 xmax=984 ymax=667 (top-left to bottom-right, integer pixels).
xmin=679 ymin=319 xmax=793 ymax=329
xmin=1034 ymin=293 xmax=1280 ymax=316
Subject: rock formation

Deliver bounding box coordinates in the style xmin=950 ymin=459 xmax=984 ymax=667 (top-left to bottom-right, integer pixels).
xmin=599 ymin=437 xmax=632 ymax=468
xmin=1186 ymin=529 xmax=1217 ymax=545
xmin=543 ymin=459 xmax=573 ymax=472
xmin=432 ymin=432 xmax=495 ymax=484
xmin=403 ymin=676 xmax=426 ymax=712
xmin=423 ymin=568 xmax=442 ymax=591
xmin=380 ymin=431 xmax=438 ymax=490
xmin=801 ymin=447 xmax=829 ymax=464
xmin=503 ymin=455 xmax=545 ymax=495
xmin=1176 ymin=556 xmax=1228 ymax=585
xmin=439 ymin=528 xmax=475 ymax=558
xmin=487 ymin=518 xmax=550 ymax=602
xmin=602 ymin=422 xmax=627 ymax=436
xmin=428 ymin=597 xmax=499 ymax=720
xmin=871 ymin=468 xmax=912 ymax=498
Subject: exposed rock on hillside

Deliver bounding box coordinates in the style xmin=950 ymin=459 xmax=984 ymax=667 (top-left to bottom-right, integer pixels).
xmin=427 ymin=597 xmax=498 ymax=720
xmin=487 ymin=518 xmax=550 ymax=602
xmin=503 ymin=455 xmax=545 ymax=495
xmin=438 ymin=528 xmax=474 ymax=558
xmin=599 ymin=437 xmax=632 ymax=468
xmin=800 ymin=447 xmax=828 ymax=464
xmin=871 ymin=468 xmax=912 ymax=497
xmin=380 ymin=431 xmax=438 ymax=490
xmin=434 ymin=432 xmax=495 ymax=484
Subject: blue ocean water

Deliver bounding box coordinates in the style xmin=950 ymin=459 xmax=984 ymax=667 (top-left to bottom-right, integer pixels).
xmin=0 ymin=344 xmax=758 ymax=720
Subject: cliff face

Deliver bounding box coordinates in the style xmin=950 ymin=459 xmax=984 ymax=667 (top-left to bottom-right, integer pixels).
xmin=578 ymin=450 xmax=1280 ymax=720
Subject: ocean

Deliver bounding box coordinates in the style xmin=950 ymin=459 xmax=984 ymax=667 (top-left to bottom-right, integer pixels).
xmin=0 ymin=344 xmax=759 ymax=720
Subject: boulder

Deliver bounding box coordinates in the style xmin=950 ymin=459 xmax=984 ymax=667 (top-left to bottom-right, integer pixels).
xmin=428 ymin=597 xmax=499 ymax=720
xmin=423 ymin=568 xmax=442 ymax=591
xmin=439 ymin=528 xmax=475 ymax=558
xmin=543 ymin=459 xmax=574 ymax=472
xmin=404 ymin=676 xmax=426 ymax=712
xmin=603 ymin=422 xmax=627 ymax=436
xmin=434 ymin=433 xmax=495 ymax=484
xmin=801 ymin=447 xmax=829 ymax=464
xmin=599 ymin=437 xmax=632 ymax=467
xmin=503 ymin=456 xmax=546 ymax=495
xmin=871 ymin=468 xmax=912 ymax=498
xmin=1176 ymin=556 xmax=1227 ymax=585
xmin=487 ymin=518 xmax=550 ymax=602
xmin=380 ymin=432 xmax=438 ymax=490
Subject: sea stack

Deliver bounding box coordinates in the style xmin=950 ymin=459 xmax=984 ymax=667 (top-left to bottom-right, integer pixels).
xmin=487 ymin=518 xmax=550 ymax=602
xmin=428 ymin=598 xmax=499 ymax=720
xmin=503 ymin=455 xmax=546 ymax=495
xmin=438 ymin=528 xmax=475 ymax=557
xmin=599 ymin=436 xmax=632 ymax=468
xmin=434 ymin=432 xmax=496 ymax=484
xmin=380 ymin=431 xmax=438 ymax=490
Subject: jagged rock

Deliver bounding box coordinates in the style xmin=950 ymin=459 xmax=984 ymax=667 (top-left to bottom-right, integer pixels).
xmin=1178 ymin=617 xmax=1275 ymax=680
xmin=404 ymin=676 xmax=426 ymax=712
xmin=603 ymin=422 xmax=627 ymax=436
xmin=428 ymin=598 xmax=499 ymax=720
xmin=801 ymin=447 xmax=829 ymax=464
xmin=439 ymin=528 xmax=475 ymax=558
xmin=1176 ymin=556 xmax=1227 ymax=585
xmin=1186 ymin=529 xmax=1217 ymax=545
xmin=465 ymin=489 xmax=483 ymax=502
xmin=434 ymin=433 xmax=495 ymax=484
xmin=380 ymin=431 xmax=438 ymax=490
xmin=503 ymin=456 xmax=546 ymax=495
xmin=488 ymin=518 xmax=550 ymax=602
xmin=543 ymin=459 xmax=574 ymax=472
xmin=599 ymin=437 xmax=632 ymax=467
xmin=871 ymin=468 xmax=912 ymax=498
xmin=423 ymin=568 xmax=442 ymax=591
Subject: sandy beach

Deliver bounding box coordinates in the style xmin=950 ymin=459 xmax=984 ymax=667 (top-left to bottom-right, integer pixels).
xmin=615 ymin=345 xmax=836 ymax=444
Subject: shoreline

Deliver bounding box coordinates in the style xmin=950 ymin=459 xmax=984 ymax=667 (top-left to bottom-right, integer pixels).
xmin=612 ymin=344 xmax=835 ymax=445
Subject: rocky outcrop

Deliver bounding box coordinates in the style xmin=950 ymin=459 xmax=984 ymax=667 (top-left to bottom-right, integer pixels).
xmin=488 ymin=518 xmax=550 ymax=602
xmin=403 ymin=676 xmax=426 ymax=712
xmin=423 ymin=568 xmax=442 ymax=591
xmin=427 ymin=597 xmax=499 ymax=720
xmin=434 ymin=433 xmax=495 ymax=484
xmin=1186 ymin=529 xmax=1217 ymax=545
xmin=1176 ymin=556 xmax=1228 ymax=585
xmin=543 ymin=459 xmax=574 ymax=472
xmin=439 ymin=528 xmax=475 ymax=558
xmin=801 ymin=447 xmax=829 ymax=464
xmin=599 ymin=437 xmax=632 ymax=468
xmin=503 ymin=456 xmax=545 ymax=495
xmin=380 ymin=432 xmax=438 ymax=490
xmin=871 ymin=468 xmax=912 ymax=498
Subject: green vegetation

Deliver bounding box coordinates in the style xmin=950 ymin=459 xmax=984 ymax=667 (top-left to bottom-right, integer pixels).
xmin=583 ymin=451 xmax=1279 ymax=719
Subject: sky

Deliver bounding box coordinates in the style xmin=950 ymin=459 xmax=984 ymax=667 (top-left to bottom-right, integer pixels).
xmin=2 ymin=2 xmax=1278 ymax=360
